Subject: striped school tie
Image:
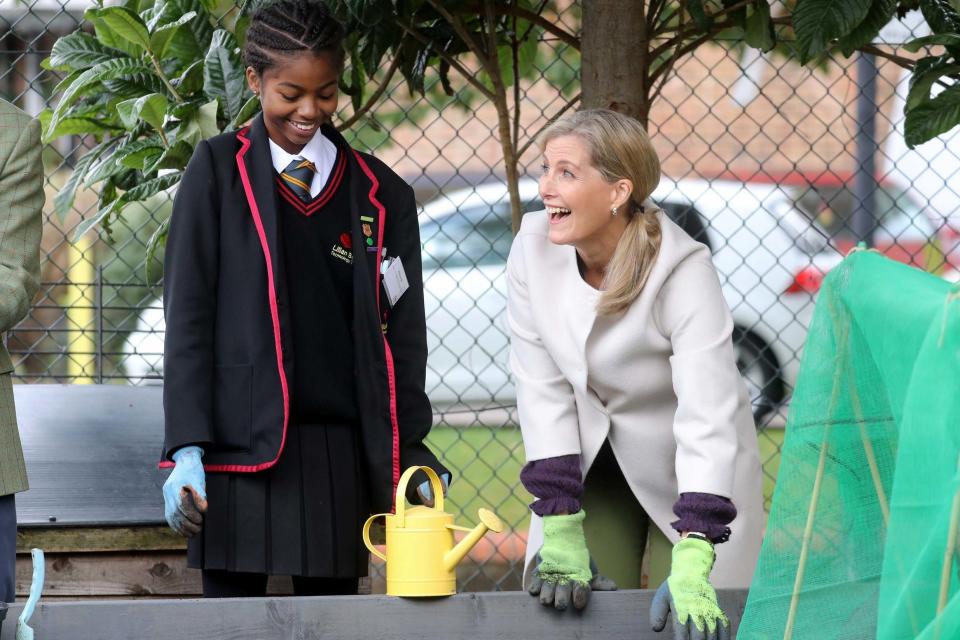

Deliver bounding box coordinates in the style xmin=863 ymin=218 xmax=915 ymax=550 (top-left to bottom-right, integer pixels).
xmin=280 ymin=157 xmax=317 ymax=202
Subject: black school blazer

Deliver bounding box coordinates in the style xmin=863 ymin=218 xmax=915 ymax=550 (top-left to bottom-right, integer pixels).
xmin=160 ymin=114 xmax=447 ymax=513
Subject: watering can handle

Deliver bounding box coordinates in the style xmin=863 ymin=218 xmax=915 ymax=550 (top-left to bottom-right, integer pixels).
xmin=395 ymin=465 xmax=444 ymax=526
xmin=362 ymin=513 xmax=389 ymax=561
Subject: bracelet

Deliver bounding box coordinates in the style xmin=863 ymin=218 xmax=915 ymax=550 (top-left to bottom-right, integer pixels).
xmin=681 ymin=531 xmax=712 ymax=544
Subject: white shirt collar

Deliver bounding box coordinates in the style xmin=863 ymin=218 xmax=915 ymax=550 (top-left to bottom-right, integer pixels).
xmin=267 ymin=127 xmax=338 ymax=198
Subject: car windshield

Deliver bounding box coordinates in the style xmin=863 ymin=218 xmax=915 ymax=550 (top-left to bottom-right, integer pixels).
xmin=421 ymin=202 xmax=514 ymax=270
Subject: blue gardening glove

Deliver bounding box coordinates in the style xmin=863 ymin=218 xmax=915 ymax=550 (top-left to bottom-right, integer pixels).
xmin=416 ymin=472 xmax=450 ymax=507
xmin=162 ymin=446 xmax=208 ymax=537
xmin=526 ymin=510 xmax=601 ymax=611
xmin=651 ymin=537 xmax=730 ymax=640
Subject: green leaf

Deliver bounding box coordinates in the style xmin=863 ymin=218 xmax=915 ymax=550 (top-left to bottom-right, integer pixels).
xmin=46 ymin=58 xmax=154 ymax=141
xmin=46 ymin=116 xmax=124 ymax=139
xmin=197 ymin=99 xmax=220 ymax=138
xmin=119 ymin=147 xmax=165 ymax=170
xmin=515 ymin=24 xmax=540 ymax=79
xmin=164 ymin=0 xmax=214 ymax=64
xmin=723 ymin=0 xmax=748 ymax=25
xmin=116 ymin=98 xmax=137 ymax=129
xmin=146 ymin=141 xmax=194 ymax=173
xmin=904 ymin=33 xmax=960 ymax=51
xmin=793 ymin=0 xmax=872 ymax=64
xmin=84 ymin=157 xmax=125 ymax=188
xmin=74 ymin=199 xmax=120 ymax=241
xmin=175 ymin=99 xmax=219 ymax=146
xmin=143 ymin=93 xmax=170 ymax=131
xmin=837 ymin=0 xmax=898 ymax=56
xmin=48 ymin=32 xmax=122 ymax=71
xmin=907 ymin=58 xmax=960 ymax=111
xmin=233 ymin=14 xmax=251 ymax=49
xmin=170 ymin=98 xmax=204 ymax=121
xmin=173 ymin=60 xmax=205 ymax=95
xmin=74 ymin=172 xmax=182 ymax=241
xmin=745 ymin=1 xmax=776 ymax=52
xmin=920 ymin=0 xmax=960 ymax=34
xmin=51 ymin=70 xmax=86 ymax=104
xmin=905 ymin=83 xmax=960 ymax=147
xmin=54 ymin=142 xmax=109 ymax=223
xmin=104 ymin=72 xmax=169 ymax=100
xmin=123 ymin=172 xmax=183 ymax=202
xmin=145 ymin=215 xmax=171 ymax=280
xmin=150 ymin=11 xmax=198 ymax=57
xmin=230 ymin=95 xmax=260 ymax=129
xmin=687 ymin=0 xmax=713 ymax=31
xmin=203 ymin=29 xmax=246 ymax=122
xmin=86 ymin=7 xmax=151 ymax=54
xmin=113 ymin=136 xmax=166 ymax=170
xmin=350 ymin=55 xmax=364 ymax=112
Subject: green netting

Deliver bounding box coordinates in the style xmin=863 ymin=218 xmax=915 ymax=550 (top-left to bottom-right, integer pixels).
xmin=738 ymin=252 xmax=960 ymax=640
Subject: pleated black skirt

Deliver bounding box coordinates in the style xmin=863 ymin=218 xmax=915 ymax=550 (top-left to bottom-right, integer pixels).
xmin=187 ymin=421 xmax=369 ymax=578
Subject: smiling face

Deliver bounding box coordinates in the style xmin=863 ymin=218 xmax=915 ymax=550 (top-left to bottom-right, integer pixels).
xmin=539 ymin=134 xmax=632 ymax=254
xmin=246 ymin=51 xmax=340 ymax=154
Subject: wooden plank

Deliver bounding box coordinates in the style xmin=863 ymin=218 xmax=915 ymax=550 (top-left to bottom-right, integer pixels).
xmin=13 ymin=552 xmax=296 ymax=598
xmin=0 ymin=590 xmax=748 ymax=640
xmin=13 ymin=385 xmax=166 ymax=528
xmin=16 ymin=527 xmax=185 ymax=554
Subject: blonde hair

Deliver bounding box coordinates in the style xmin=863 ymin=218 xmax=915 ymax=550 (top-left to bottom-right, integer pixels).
xmin=539 ymin=108 xmax=662 ymax=315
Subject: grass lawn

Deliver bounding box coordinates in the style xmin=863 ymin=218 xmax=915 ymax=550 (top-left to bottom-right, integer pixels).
xmin=426 ymin=424 xmax=786 ymax=528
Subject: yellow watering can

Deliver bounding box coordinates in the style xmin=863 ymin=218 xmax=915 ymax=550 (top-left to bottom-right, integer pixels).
xmin=363 ymin=465 xmax=504 ymax=597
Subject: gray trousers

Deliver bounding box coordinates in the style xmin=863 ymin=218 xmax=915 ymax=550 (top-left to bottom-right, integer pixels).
xmin=0 ymin=494 xmax=14 ymax=602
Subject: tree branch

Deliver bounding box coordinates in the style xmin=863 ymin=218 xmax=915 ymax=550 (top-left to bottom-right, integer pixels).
xmin=651 ymin=18 xmax=737 ymax=59
xmin=426 ymin=0 xmax=494 ymax=75
xmin=518 ymin=0 xmax=550 ymax=43
xmin=651 ymin=30 xmax=718 ymax=83
xmin=512 ymin=12 xmax=521 ymax=153
xmin=648 ymin=0 xmax=668 ymax=32
xmin=459 ymin=2 xmax=580 ymax=50
xmin=654 ymin=0 xmax=751 ymax=38
xmin=859 ymin=44 xmax=917 ymax=70
xmin=337 ymin=51 xmax=403 ymax=130
xmin=394 ymin=18 xmax=496 ymax=100
xmin=515 ymin=91 xmax=581 ymax=159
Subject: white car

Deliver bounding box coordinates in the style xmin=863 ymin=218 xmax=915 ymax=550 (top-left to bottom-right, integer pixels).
xmin=418 ymin=177 xmax=833 ymax=423
xmin=124 ymin=177 xmax=832 ymax=423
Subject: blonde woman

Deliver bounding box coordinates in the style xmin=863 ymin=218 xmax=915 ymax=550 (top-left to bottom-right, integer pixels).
xmin=508 ymin=109 xmax=763 ymax=639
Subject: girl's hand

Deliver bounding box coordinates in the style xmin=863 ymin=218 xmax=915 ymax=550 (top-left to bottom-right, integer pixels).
xmin=162 ymin=446 xmax=208 ymax=537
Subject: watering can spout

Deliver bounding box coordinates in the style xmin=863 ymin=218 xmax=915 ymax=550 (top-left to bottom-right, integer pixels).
xmin=443 ymin=508 xmax=504 ymax=572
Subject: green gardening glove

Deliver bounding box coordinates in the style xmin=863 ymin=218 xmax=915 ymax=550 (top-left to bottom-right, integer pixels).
xmin=650 ymin=537 xmax=730 ymax=640
xmin=529 ymin=510 xmax=593 ymax=611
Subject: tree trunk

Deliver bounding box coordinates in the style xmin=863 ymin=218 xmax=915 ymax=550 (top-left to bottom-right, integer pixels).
xmin=582 ymin=0 xmax=649 ymax=127
xmin=493 ymin=94 xmax=523 ymax=235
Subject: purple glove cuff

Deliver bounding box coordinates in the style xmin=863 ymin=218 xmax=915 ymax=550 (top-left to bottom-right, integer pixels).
xmin=520 ymin=455 xmax=583 ymax=516
xmin=670 ymin=492 xmax=737 ymax=544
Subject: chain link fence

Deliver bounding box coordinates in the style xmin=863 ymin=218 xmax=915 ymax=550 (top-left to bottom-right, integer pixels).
xmin=2 ymin=1 xmax=957 ymax=592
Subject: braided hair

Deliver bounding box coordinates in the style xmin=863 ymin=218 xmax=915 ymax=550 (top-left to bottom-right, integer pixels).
xmin=244 ymin=0 xmax=345 ymax=75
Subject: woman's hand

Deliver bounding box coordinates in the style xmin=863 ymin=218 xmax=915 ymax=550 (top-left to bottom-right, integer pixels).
xmin=650 ymin=536 xmax=730 ymax=640
xmin=528 ymin=510 xmax=596 ymax=611
xmin=162 ymin=446 xmax=208 ymax=537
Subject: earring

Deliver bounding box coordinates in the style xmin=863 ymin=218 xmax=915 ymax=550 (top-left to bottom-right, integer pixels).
xmin=611 ymin=205 xmax=618 ymax=216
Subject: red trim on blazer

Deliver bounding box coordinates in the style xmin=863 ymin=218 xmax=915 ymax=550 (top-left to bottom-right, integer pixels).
xmin=275 ymin=150 xmax=347 ymax=216
xmin=352 ymin=149 xmax=401 ymax=512
xmin=184 ymin=127 xmax=292 ymax=474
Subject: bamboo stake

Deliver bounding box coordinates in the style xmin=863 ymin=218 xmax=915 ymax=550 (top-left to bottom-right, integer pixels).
xmin=934 ymin=454 xmax=960 ymax=640
xmin=783 ymin=425 xmax=830 ymax=640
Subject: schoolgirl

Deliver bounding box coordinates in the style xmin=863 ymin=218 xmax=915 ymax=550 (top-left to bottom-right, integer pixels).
xmin=160 ymin=0 xmax=448 ymax=597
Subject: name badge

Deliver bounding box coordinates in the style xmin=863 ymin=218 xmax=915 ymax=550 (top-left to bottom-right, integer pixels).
xmin=382 ymin=257 xmax=409 ymax=307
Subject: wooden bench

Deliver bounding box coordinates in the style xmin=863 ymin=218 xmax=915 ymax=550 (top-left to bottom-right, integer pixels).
xmin=0 ymin=589 xmax=748 ymax=639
